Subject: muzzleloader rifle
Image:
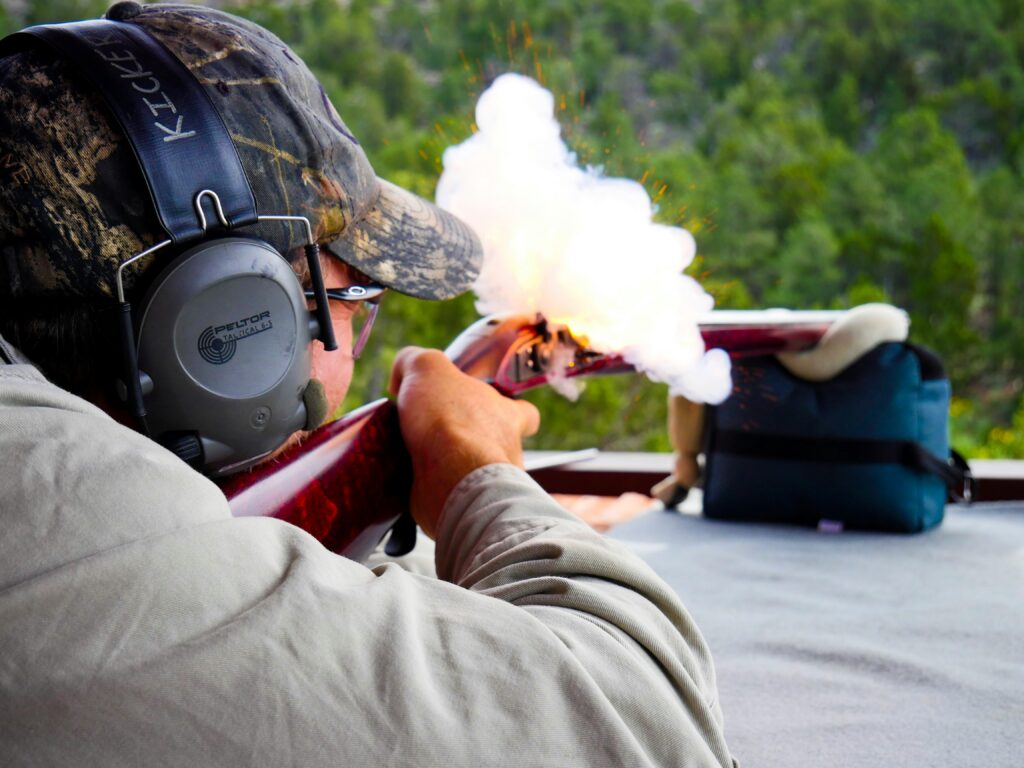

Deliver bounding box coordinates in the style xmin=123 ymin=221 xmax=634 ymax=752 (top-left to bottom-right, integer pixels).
xmin=218 ymin=311 xmax=840 ymax=560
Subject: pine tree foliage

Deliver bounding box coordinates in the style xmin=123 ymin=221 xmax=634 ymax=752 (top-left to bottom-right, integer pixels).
xmin=6 ymin=0 xmax=1024 ymax=455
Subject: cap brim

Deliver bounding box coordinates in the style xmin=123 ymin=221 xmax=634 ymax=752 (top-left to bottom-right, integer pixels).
xmin=324 ymin=179 xmax=482 ymax=300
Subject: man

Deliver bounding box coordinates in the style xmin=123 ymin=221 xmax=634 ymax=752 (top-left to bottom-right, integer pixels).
xmin=0 ymin=3 xmax=734 ymax=766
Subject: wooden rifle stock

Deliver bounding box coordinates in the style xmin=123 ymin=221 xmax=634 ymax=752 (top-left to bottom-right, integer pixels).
xmin=217 ymin=312 xmax=840 ymax=561
xmin=219 ymin=398 xmax=410 ymax=563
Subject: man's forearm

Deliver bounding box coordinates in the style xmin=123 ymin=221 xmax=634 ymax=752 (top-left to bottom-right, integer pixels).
xmin=436 ymin=464 xmax=734 ymax=767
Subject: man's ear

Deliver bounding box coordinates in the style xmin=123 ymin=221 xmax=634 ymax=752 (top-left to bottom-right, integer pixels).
xmin=303 ymin=378 xmax=330 ymax=430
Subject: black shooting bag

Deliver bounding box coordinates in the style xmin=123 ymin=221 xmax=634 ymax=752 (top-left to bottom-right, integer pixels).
xmin=701 ymin=342 xmax=970 ymax=533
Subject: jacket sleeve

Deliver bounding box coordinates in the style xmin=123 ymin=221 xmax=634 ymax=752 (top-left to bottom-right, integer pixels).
xmin=435 ymin=463 xmax=735 ymax=767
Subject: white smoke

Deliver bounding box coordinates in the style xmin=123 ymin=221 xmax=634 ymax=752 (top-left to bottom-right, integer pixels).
xmin=436 ymin=73 xmax=731 ymax=404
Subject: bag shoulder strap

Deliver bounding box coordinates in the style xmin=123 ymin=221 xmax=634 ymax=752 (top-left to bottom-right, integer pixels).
xmin=713 ymin=430 xmax=974 ymax=503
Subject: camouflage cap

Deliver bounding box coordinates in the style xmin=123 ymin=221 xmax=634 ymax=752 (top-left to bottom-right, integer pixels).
xmin=0 ymin=1 xmax=481 ymax=302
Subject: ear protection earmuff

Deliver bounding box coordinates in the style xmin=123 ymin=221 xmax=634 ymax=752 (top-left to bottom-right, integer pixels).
xmin=135 ymin=236 xmax=325 ymax=473
xmin=1 ymin=20 xmax=337 ymax=474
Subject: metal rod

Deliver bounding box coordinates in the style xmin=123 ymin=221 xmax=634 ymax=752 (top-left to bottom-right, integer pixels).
xmin=115 ymin=238 xmax=172 ymax=303
xmin=258 ymin=214 xmax=314 ymax=245
xmin=194 ymin=189 xmax=230 ymax=232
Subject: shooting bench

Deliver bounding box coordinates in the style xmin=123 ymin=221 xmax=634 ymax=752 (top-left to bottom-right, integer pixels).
xmin=604 ymin=493 xmax=1023 ymax=767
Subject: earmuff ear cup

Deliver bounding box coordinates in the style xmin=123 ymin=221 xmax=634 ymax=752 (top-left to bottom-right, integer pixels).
xmin=136 ymin=237 xmax=314 ymax=474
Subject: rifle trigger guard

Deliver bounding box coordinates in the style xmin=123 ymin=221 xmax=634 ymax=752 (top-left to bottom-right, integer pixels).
xmin=384 ymin=510 xmax=418 ymax=557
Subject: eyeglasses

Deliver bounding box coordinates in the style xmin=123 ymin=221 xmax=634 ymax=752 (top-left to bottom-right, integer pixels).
xmin=304 ymin=283 xmax=386 ymax=360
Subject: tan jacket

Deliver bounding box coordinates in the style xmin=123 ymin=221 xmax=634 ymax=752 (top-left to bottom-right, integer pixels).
xmin=0 ymin=364 xmax=733 ymax=767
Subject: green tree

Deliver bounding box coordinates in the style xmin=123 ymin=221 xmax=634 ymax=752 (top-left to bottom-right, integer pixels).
xmin=975 ymin=168 xmax=1024 ymax=375
xmin=14 ymin=0 xmax=1024 ymax=457
xmin=767 ymin=218 xmax=843 ymax=307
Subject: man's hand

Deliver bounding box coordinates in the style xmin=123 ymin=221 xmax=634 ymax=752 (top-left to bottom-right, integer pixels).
xmin=389 ymin=347 xmax=540 ymax=537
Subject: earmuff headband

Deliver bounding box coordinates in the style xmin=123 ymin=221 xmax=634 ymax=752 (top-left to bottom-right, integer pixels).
xmin=1 ymin=18 xmax=338 ymax=473
xmin=0 ymin=20 xmax=258 ymax=241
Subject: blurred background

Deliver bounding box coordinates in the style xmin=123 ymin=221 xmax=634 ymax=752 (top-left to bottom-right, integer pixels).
xmin=6 ymin=0 xmax=1023 ymax=457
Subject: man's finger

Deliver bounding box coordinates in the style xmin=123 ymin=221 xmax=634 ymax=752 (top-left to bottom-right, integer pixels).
xmin=388 ymin=346 xmax=426 ymax=397
xmin=515 ymin=399 xmax=541 ymax=437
